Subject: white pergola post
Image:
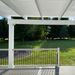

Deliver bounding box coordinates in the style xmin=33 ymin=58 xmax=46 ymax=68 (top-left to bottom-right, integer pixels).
xmin=8 ymin=24 xmax=15 ymax=69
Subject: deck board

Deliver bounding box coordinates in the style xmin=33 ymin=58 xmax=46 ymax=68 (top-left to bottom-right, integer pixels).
xmin=0 ymin=66 xmax=75 ymax=75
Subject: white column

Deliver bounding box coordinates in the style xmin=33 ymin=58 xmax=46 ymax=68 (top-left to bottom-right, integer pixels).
xmin=8 ymin=24 xmax=15 ymax=69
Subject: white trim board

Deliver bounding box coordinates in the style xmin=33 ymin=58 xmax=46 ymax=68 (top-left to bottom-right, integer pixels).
xmin=8 ymin=19 xmax=75 ymax=25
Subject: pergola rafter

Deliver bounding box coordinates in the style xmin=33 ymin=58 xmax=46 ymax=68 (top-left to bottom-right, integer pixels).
xmin=35 ymin=0 xmax=44 ymax=20
xmin=59 ymin=0 xmax=73 ymax=20
xmin=1 ymin=0 xmax=27 ymax=20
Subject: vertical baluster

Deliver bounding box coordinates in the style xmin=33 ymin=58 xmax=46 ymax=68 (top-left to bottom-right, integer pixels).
xmin=32 ymin=50 xmax=33 ymax=65
xmin=51 ymin=50 xmax=52 ymax=65
xmin=19 ymin=51 xmax=20 ymax=65
xmin=1 ymin=52 xmax=2 ymax=65
xmin=53 ymin=50 xmax=54 ymax=64
xmin=23 ymin=51 xmax=25 ymax=65
xmin=3 ymin=52 xmax=4 ymax=65
xmin=34 ymin=52 xmax=35 ymax=64
xmin=14 ymin=51 xmax=16 ymax=65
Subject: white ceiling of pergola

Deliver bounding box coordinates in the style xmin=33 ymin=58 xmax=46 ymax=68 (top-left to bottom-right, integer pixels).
xmin=0 ymin=0 xmax=75 ymax=19
xmin=0 ymin=0 xmax=75 ymax=25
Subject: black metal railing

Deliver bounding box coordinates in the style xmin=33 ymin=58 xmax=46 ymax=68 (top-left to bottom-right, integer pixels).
xmin=0 ymin=49 xmax=8 ymax=65
xmin=14 ymin=48 xmax=58 ymax=66
xmin=0 ymin=48 xmax=59 ymax=67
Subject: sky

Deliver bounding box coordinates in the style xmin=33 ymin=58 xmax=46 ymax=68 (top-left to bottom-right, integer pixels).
xmin=0 ymin=16 xmax=3 ymax=19
xmin=0 ymin=16 xmax=75 ymax=20
xmin=69 ymin=17 xmax=75 ymax=20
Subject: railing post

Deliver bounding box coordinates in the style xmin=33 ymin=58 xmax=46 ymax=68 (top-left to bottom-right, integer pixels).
xmin=58 ymin=47 xmax=59 ymax=67
xmin=56 ymin=47 xmax=60 ymax=67
xmin=7 ymin=24 xmax=15 ymax=69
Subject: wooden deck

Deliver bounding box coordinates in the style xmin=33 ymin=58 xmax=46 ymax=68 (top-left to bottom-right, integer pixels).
xmin=0 ymin=66 xmax=75 ymax=75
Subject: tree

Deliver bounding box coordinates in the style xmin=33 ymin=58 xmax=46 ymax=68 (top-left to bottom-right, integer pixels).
xmin=59 ymin=26 xmax=69 ymax=39
xmin=0 ymin=18 xmax=8 ymax=41
xmin=15 ymin=25 xmax=31 ymax=44
xmin=27 ymin=25 xmax=38 ymax=40
xmin=44 ymin=25 xmax=49 ymax=40
xmin=33 ymin=25 xmax=46 ymax=40
xmin=47 ymin=25 xmax=63 ymax=39
xmin=47 ymin=17 xmax=66 ymax=40
xmin=50 ymin=25 xmax=59 ymax=39
xmin=68 ymin=25 xmax=75 ymax=39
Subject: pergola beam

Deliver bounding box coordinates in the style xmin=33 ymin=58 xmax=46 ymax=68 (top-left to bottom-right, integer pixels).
xmin=59 ymin=0 xmax=73 ymax=20
xmin=1 ymin=0 xmax=27 ymax=20
xmin=35 ymin=0 xmax=43 ymax=20
xmin=0 ymin=10 xmax=11 ymax=19
xmin=8 ymin=19 xmax=75 ymax=25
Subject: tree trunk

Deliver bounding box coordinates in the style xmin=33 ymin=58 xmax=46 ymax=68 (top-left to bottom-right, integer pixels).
xmin=22 ymin=37 xmax=25 ymax=44
xmin=52 ymin=38 xmax=54 ymax=40
xmin=46 ymin=26 xmax=47 ymax=40
xmin=22 ymin=38 xmax=24 ymax=44
xmin=60 ymin=37 xmax=61 ymax=40
xmin=3 ymin=38 xmax=5 ymax=42
xmin=70 ymin=37 xmax=71 ymax=40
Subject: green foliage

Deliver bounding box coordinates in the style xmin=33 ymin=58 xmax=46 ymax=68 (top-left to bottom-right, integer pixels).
xmin=12 ymin=17 xmax=24 ymax=19
xmin=47 ymin=25 xmax=63 ymax=39
xmin=33 ymin=25 xmax=46 ymax=40
xmin=0 ymin=18 xmax=8 ymax=41
xmin=15 ymin=25 xmax=31 ymax=43
xmin=68 ymin=25 xmax=75 ymax=38
xmin=50 ymin=25 xmax=59 ymax=39
xmin=47 ymin=17 xmax=69 ymax=39
xmin=59 ymin=26 xmax=69 ymax=39
xmin=27 ymin=25 xmax=38 ymax=39
xmin=15 ymin=25 xmax=46 ymax=43
xmin=28 ymin=17 xmax=41 ymax=20
xmin=60 ymin=18 xmax=69 ymax=20
xmin=44 ymin=17 xmax=51 ymax=20
xmin=52 ymin=17 xmax=58 ymax=20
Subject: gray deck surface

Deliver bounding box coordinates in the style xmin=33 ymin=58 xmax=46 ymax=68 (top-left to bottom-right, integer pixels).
xmin=0 ymin=66 xmax=75 ymax=75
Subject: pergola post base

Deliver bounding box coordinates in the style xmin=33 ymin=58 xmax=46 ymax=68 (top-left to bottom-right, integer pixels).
xmin=7 ymin=66 xmax=15 ymax=69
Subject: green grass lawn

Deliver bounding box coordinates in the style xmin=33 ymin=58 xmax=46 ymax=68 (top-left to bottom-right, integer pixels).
xmin=0 ymin=39 xmax=75 ymax=66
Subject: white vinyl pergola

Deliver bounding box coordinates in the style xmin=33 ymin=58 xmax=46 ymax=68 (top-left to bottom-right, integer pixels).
xmin=0 ymin=0 xmax=75 ymax=68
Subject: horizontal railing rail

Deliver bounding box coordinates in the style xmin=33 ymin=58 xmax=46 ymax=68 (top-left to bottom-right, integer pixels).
xmin=0 ymin=49 xmax=8 ymax=51
xmin=13 ymin=48 xmax=58 ymax=51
